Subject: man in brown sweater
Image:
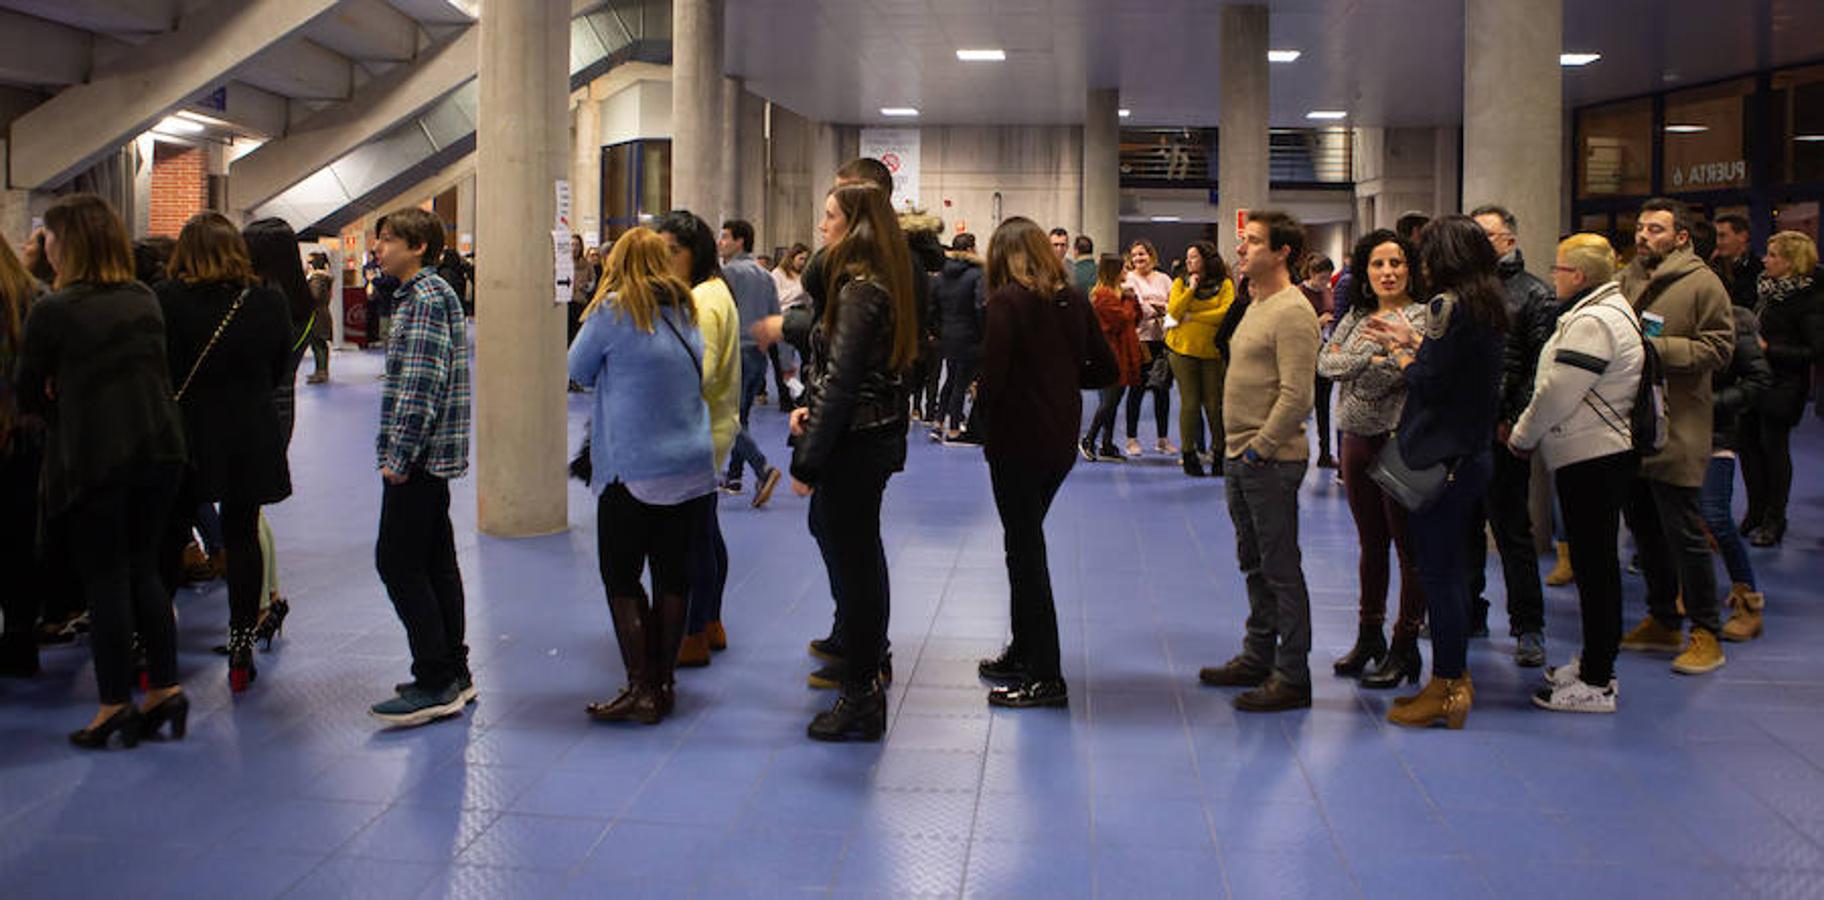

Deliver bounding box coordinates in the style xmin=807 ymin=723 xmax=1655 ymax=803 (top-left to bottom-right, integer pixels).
xmin=1198 ymin=211 xmax=1321 ymax=712
xmin=1616 ymin=198 xmax=1735 ymax=676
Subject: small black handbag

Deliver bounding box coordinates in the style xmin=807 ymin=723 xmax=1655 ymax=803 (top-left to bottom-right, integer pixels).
xmin=1367 ymin=433 xmax=1454 ymax=512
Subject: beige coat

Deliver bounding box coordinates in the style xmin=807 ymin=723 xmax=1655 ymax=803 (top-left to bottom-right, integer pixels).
xmin=1618 ymin=247 xmax=1734 ymax=488
xmin=1222 ymin=283 xmax=1320 ymax=461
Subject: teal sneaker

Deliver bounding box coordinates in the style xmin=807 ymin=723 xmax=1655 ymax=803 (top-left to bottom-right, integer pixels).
xmin=370 ymin=682 xmax=465 ymax=727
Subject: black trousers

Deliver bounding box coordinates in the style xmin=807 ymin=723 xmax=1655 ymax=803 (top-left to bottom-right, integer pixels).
xmin=808 ymin=449 xmax=894 ymax=687
xmin=766 ymin=343 xmax=794 ymax=409
xmin=1738 ymin=410 xmax=1795 ymax=527
xmin=684 ymin=498 xmax=728 ymax=635
xmin=1408 ymin=451 xmax=1493 ymax=680
xmin=1087 ymin=386 xmax=1125 ymax=448
xmin=1125 ymin=341 xmax=1171 ymax=440
xmin=0 ymin=436 xmax=48 ymax=640
xmin=1313 ymin=375 xmax=1334 ymax=460
xmin=1555 ymin=452 xmax=1636 ymax=686
xmin=990 ymin=460 xmax=1069 ymax=681
xmin=1468 ymin=442 xmax=1545 ymax=635
xmin=938 ymin=355 xmax=979 ymax=432
xmin=375 ymin=470 xmax=468 ymax=689
xmin=599 ymin=484 xmax=702 ymax=601
xmin=67 ymin=464 xmax=180 ymax=704
xmin=1622 ymin=476 xmax=1720 ymax=634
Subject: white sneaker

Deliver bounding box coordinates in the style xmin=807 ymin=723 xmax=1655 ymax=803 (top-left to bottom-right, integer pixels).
xmin=1544 ymin=657 xmax=1620 ymax=696
xmin=1532 ymin=678 xmax=1617 ymax=714
xmin=1125 ymin=438 xmax=1144 ymax=458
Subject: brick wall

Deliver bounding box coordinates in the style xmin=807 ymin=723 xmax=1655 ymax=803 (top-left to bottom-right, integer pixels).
xmin=149 ymin=141 xmax=207 ymax=238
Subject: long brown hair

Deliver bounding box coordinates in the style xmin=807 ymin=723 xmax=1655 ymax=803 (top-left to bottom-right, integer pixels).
xmin=42 ymin=193 xmax=135 ymax=290
xmin=1094 ymin=253 xmax=1125 ymax=291
xmin=168 ymin=212 xmax=256 ymax=285
xmin=587 ymin=227 xmax=695 ymax=332
xmin=986 ymin=217 xmax=1070 ymax=297
xmin=0 ymin=234 xmax=35 ymax=347
xmin=821 ymin=184 xmax=918 ymax=369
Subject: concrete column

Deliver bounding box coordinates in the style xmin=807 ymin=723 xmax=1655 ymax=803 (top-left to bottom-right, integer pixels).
xmin=1463 ymin=0 xmax=1562 ymax=278
xmin=0 ymin=140 xmax=27 ymax=246
xmin=670 ymin=0 xmax=723 ymax=219
xmin=456 ymin=173 xmax=475 ymax=250
xmin=1217 ymin=5 xmax=1270 ymax=252
xmin=808 ymin=121 xmax=843 ymax=241
xmin=474 ymin=0 xmax=570 ymax=537
xmin=571 ymin=94 xmax=601 ymax=243
xmin=718 ymin=75 xmax=741 ymax=224
xmin=1082 ymin=88 xmax=1120 ymax=260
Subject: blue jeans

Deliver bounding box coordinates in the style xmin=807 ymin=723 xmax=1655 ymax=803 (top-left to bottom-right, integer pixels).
xmin=1408 ymin=450 xmax=1493 ymax=680
xmin=1700 ymin=455 xmax=1757 ymax=590
xmin=726 ymin=347 xmax=771 ymax=483
xmin=685 ymin=499 xmax=728 ymax=635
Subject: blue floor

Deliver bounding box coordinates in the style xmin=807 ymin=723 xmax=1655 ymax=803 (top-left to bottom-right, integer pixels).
xmin=4 ymin=347 xmax=1824 ymax=899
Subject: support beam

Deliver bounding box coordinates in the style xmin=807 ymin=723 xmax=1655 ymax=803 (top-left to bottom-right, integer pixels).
xmin=1463 ymin=0 xmax=1562 ymax=280
xmin=7 ymin=0 xmax=339 ymax=190
xmin=1217 ymin=4 xmax=1269 ymax=252
xmin=474 ymin=0 xmax=570 ymax=537
xmin=300 ymin=0 xmax=419 ymax=65
xmin=186 ymin=81 xmax=289 ymax=140
xmin=0 ymin=9 xmax=92 ymax=87
xmin=0 ymin=0 xmax=176 ymax=36
xmin=237 ymin=36 xmax=354 ymax=101
xmin=229 ymin=28 xmax=478 ymax=211
xmin=1082 ymin=88 xmax=1120 ymax=260
xmin=670 ymin=0 xmax=723 ymax=218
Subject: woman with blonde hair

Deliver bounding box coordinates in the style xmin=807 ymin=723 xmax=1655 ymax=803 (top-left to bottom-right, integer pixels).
xmin=568 ymin=227 xmax=715 ymax=725
xmin=16 ymin=194 xmax=189 ymax=745
xmin=972 ymin=217 xmax=1115 ymax=708
xmin=159 ymin=212 xmax=295 ymax=692
xmin=791 ymin=183 xmax=919 ymax=741
xmin=1739 ymin=230 xmax=1824 ymax=547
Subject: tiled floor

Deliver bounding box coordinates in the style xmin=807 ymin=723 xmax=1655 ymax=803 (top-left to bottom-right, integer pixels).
xmin=3 ymin=347 xmax=1824 ymax=899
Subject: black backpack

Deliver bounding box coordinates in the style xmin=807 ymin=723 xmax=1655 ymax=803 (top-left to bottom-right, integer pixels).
xmin=1586 ymin=296 xmax=1667 ymax=455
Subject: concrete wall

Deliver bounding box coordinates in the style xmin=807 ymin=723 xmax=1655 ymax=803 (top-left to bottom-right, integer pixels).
xmin=913 ymin=125 xmax=1083 ymax=245
xmin=598 ymin=79 xmax=671 ymax=144
xmin=1352 ymin=126 xmax=1461 ymax=230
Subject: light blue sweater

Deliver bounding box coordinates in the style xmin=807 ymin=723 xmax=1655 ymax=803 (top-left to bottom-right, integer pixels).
xmin=566 ymin=299 xmax=716 ymax=503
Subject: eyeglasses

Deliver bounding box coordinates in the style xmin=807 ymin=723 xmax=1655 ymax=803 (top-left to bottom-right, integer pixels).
xmin=1549 ymin=265 xmax=1578 ymax=274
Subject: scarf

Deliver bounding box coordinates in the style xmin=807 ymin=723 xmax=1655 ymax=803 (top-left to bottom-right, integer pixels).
xmin=1756 ymin=273 xmax=1813 ymax=317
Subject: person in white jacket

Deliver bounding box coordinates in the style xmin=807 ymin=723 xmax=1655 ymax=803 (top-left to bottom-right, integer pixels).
xmin=1507 ymin=233 xmax=1643 ymax=714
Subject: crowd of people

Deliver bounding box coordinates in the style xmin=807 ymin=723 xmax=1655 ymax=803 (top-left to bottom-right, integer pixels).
xmin=1 ymin=154 xmax=1820 ymax=748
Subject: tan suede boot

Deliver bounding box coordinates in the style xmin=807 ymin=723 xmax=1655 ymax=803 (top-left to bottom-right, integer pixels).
xmin=1388 ymin=674 xmax=1474 ymax=730
xmin=1720 ymin=585 xmax=1765 ymax=643
xmin=1545 ymin=542 xmax=1574 ymax=587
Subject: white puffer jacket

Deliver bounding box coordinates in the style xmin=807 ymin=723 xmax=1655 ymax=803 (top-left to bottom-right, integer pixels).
xmin=1510 ymin=281 xmax=1644 ymax=472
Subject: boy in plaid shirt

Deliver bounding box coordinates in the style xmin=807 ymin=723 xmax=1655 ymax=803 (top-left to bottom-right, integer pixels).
xmin=367 ymin=208 xmax=474 ymax=727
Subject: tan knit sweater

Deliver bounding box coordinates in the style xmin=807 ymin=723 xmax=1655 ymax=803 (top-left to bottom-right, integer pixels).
xmin=1222 ymin=283 xmax=1321 ymax=460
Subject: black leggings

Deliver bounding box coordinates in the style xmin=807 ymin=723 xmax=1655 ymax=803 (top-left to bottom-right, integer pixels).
xmin=69 ymin=465 xmax=180 ymax=704
xmin=0 ymin=438 xmax=48 ymax=640
xmin=1125 ymin=341 xmax=1171 ymax=440
xmin=938 ymin=356 xmax=979 ymax=432
xmin=1087 ymin=386 xmax=1126 ymax=448
xmin=169 ymin=496 xmax=264 ymax=631
xmin=991 ymin=461 xmax=1069 ymax=680
xmin=1555 ymin=451 xmax=1636 ymax=687
xmin=1738 ymin=410 xmax=1795 ymax=527
xmin=809 ymin=451 xmax=894 ymax=687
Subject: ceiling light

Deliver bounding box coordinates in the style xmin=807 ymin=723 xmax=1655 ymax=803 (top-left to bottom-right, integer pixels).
xmin=1306 ymin=110 xmax=1347 ymax=120
xmin=880 ymin=107 xmax=919 ymax=117
xmin=1119 ymin=108 xmax=1131 ymax=118
xmin=154 ymin=115 xmax=206 ymax=135
xmin=1664 ymin=124 xmax=1710 ymax=134
xmin=1560 ymin=52 xmax=1601 ymax=67
xmin=1150 ymin=216 xmax=1182 ymax=223
xmin=956 ymin=49 xmax=1005 ymax=62
xmin=1268 ymin=49 xmax=1301 ymax=63
xmin=1794 ymin=134 xmax=1824 ymax=142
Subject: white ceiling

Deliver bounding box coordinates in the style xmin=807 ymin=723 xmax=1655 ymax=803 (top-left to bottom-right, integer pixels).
xmin=725 ymin=0 xmax=1824 ymax=127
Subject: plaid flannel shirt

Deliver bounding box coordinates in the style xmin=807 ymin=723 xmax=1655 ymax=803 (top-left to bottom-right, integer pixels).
xmin=377 ymin=267 xmax=470 ymax=478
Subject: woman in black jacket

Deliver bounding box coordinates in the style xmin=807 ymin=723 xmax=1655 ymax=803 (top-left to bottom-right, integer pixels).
xmin=790 ymin=183 xmax=918 ymax=742
xmin=16 ymin=194 xmax=190 ymax=747
xmin=973 ymin=218 xmax=1115 ymax=709
xmin=1706 ymin=306 xmax=1772 ymax=640
xmin=159 ymin=213 xmax=295 ymax=692
xmin=1739 ymin=231 xmax=1824 ymax=547
xmin=1362 ymin=216 xmax=1508 ymax=729
xmin=930 ymin=233 xmax=985 ymax=441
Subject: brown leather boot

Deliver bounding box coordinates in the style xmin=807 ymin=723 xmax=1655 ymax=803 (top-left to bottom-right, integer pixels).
xmin=1387 ymin=674 xmax=1473 ymax=730
xmin=587 ymin=594 xmax=651 ymax=723
xmin=1720 ymin=585 xmax=1765 ymax=643
xmin=706 ymin=620 xmax=728 ymax=652
xmin=677 ymin=633 xmax=711 ymax=668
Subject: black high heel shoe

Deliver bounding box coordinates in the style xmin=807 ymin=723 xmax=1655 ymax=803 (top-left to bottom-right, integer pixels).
xmin=1361 ymin=637 xmax=1422 ymax=689
xmin=140 ymin=692 xmax=190 ymax=741
xmin=70 ymin=706 xmax=142 ymax=750
xmin=227 ymin=627 xmax=257 ymax=693
xmin=254 ymin=597 xmax=290 ymax=651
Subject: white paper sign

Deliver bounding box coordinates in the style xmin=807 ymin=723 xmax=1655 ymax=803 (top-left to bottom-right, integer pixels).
xmin=859 ymin=127 xmax=921 ymax=211
xmin=553 ymin=229 xmax=574 ymax=306
xmin=555 ymin=180 xmax=573 ymax=230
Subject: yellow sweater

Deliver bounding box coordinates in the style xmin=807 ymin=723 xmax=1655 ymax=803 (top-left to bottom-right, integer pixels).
xmin=1164 ymin=277 xmax=1235 ymax=359
xmin=692 ymin=278 xmax=741 ymax=470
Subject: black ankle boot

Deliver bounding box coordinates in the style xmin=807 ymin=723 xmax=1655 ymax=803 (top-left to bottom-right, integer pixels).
xmin=1332 ymin=623 xmax=1387 ymax=677
xmin=1468 ymin=599 xmax=1491 ymax=639
xmin=1361 ymin=637 xmax=1422 ymax=689
xmin=807 ymin=680 xmax=886 ymax=742
xmin=1181 ymin=451 xmax=1207 ymax=478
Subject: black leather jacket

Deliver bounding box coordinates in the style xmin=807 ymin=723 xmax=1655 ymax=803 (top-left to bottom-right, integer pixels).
xmin=1496 ymin=249 xmax=1561 ymax=426
xmin=790 ymin=278 xmax=909 ymax=485
xmin=1713 ymin=306 xmax=1771 ymax=452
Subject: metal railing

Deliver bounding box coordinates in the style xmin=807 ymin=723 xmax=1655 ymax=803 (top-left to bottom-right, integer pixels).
xmin=1119 ymin=127 xmax=1353 ymax=188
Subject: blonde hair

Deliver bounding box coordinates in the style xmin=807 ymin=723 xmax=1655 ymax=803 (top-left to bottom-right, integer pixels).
xmin=586 ymin=228 xmax=694 ymax=332
xmin=1768 ymin=230 xmax=1818 ymax=278
xmin=1556 ymin=232 xmax=1617 ymax=284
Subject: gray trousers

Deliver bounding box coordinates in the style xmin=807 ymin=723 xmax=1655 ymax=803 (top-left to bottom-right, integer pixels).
xmin=1224 ymin=457 xmax=1313 ymax=686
